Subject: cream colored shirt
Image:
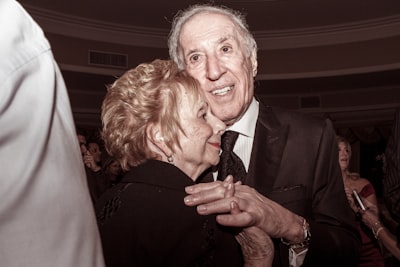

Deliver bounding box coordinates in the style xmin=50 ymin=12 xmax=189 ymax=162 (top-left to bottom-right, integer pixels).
xmin=227 ymin=98 xmax=259 ymax=171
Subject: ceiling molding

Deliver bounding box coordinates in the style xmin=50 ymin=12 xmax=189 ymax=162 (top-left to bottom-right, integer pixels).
xmin=25 ymin=4 xmax=400 ymax=50
xmin=25 ymin=4 xmax=168 ymax=48
xmin=59 ymin=64 xmax=125 ymax=76
xmin=59 ymin=62 xmax=400 ymax=80
xmin=257 ymin=63 xmax=400 ymax=80
xmin=254 ymin=15 xmax=400 ymax=49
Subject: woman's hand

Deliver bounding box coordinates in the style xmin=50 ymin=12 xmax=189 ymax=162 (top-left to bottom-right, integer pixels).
xmin=225 ymin=179 xmax=274 ymax=267
xmin=358 ymin=197 xmax=380 ymax=230
xmin=344 ymin=187 xmax=359 ymax=214
xmin=231 ymin=201 xmax=274 ymax=267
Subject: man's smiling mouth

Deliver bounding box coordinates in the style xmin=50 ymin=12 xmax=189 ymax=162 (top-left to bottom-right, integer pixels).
xmin=212 ymin=86 xmax=233 ymax=96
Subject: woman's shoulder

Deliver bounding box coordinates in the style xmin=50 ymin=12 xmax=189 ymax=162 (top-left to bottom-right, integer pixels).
xmin=359 ymin=180 xmax=376 ymax=198
xmin=357 ymin=176 xmax=371 ymax=187
xmin=353 ymin=176 xmax=372 ymax=189
xmin=346 ymin=173 xmax=373 ymax=190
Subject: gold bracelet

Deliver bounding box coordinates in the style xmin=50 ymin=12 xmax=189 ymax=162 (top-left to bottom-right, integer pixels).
xmin=373 ymin=221 xmax=381 ymax=228
xmin=373 ymin=226 xmax=385 ymax=239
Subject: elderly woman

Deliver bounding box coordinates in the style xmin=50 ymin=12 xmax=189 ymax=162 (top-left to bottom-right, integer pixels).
xmin=95 ymin=59 xmax=273 ymax=267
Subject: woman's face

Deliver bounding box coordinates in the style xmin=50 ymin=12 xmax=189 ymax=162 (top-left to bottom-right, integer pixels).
xmin=173 ymin=86 xmax=226 ymax=180
xmin=338 ymin=141 xmax=351 ymax=172
xmin=108 ymin=161 xmax=121 ymax=177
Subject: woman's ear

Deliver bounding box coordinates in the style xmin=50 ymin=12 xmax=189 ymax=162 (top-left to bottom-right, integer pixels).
xmin=146 ymin=123 xmax=170 ymax=156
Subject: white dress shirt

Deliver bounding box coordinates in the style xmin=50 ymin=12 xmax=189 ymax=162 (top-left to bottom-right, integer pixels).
xmin=228 ymin=98 xmax=259 ymax=171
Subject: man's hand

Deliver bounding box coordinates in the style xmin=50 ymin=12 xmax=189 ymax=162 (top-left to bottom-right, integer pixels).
xmin=83 ymin=153 xmax=101 ymax=172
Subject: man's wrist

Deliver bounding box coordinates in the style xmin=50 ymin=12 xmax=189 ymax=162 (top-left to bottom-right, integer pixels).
xmin=281 ymin=218 xmax=311 ymax=249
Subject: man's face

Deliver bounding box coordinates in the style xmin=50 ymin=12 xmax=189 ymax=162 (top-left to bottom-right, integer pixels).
xmin=77 ymin=134 xmax=87 ymax=156
xmin=88 ymin=142 xmax=102 ymax=163
xmin=178 ymin=12 xmax=257 ymax=126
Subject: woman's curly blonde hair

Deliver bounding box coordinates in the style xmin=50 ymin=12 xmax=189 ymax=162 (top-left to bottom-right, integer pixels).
xmin=101 ymin=59 xmax=201 ymax=171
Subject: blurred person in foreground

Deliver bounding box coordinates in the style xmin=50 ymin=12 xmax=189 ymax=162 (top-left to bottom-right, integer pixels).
xmin=168 ymin=4 xmax=360 ymax=267
xmin=0 ymin=0 xmax=105 ymax=266
xmin=95 ymin=59 xmax=274 ymax=267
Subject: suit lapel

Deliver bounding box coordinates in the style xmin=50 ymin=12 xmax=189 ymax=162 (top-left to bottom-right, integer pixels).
xmin=246 ymin=105 xmax=289 ymax=196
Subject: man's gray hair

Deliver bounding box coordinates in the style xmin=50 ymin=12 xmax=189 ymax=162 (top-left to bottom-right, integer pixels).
xmin=168 ymin=4 xmax=258 ymax=70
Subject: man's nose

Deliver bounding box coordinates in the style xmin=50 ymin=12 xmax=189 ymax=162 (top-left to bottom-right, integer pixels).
xmin=206 ymin=55 xmax=225 ymax=81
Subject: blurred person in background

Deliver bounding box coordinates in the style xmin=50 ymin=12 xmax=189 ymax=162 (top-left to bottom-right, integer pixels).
xmin=357 ymin=198 xmax=400 ymax=261
xmin=77 ymin=132 xmax=108 ymax=202
xmin=102 ymin=156 xmax=123 ymax=187
xmin=337 ymin=135 xmax=385 ymax=267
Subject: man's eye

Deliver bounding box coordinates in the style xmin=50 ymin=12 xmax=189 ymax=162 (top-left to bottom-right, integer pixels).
xmin=190 ymin=54 xmax=200 ymax=62
xmin=222 ymin=46 xmax=231 ymax=53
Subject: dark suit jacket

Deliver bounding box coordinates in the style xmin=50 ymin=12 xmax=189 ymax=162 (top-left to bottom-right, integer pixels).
xmin=239 ymin=103 xmax=360 ymax=266
xmin=95 ymin=160 xmax=243 ymax=267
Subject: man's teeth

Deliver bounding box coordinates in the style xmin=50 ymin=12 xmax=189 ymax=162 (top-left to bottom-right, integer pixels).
xmin=212 ymin=86 xmax=232 ymax=95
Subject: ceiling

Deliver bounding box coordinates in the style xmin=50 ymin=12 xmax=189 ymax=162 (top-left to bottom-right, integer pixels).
xmin=18 ymin=0 xmax=400 ymax=130
xmin=18 ymin=0 xmax=400 ymax=31
xmin=19 ymin=0 xmax=400 ymax=77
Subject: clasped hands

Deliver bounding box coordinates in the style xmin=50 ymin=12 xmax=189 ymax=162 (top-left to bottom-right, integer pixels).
xmin=184 ymin=176 xmax=307 ymax=266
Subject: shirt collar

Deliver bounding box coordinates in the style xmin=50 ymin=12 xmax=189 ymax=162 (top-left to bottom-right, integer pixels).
xmin=228 ymin=98 xmax=259 ymax=138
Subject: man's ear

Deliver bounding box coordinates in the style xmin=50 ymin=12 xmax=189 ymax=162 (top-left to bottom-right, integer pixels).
xmin=251 ymin=49 xmax=258 ymax=77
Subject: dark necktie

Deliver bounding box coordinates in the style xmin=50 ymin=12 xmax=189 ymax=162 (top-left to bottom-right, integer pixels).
xmin=217 ymin=130 xmax=247 ymax=182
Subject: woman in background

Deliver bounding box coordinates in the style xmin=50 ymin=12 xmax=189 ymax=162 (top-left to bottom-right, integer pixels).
xmin=102 ymin=156 xmax=123 ymax=187
xmin=337 ymin=135 xmax=385 ymax=267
